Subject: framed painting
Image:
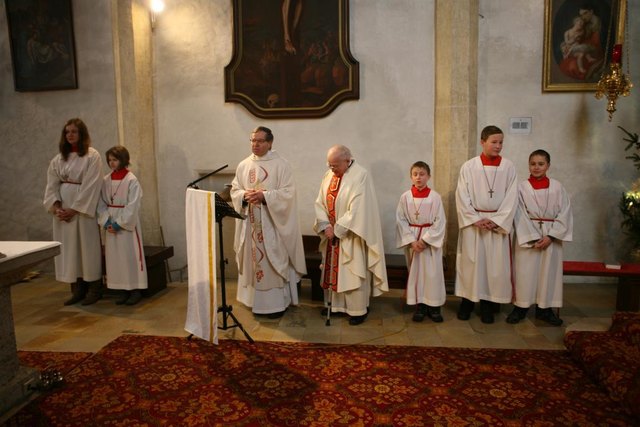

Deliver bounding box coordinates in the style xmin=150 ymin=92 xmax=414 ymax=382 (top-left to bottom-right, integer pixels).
xmin=5 ymin=0 xmax=78 ymax=92
xmin=224 ymin=0 xmax=359 ymax=119
xmin=543 ymin=0 xmax=620 ymax=92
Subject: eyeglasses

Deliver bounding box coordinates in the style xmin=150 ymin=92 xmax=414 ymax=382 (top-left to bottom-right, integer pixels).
xmin=327 ymin=162 xmax=346 ymax=169
xmin=250 ymin=138 xmax=267 ymax=144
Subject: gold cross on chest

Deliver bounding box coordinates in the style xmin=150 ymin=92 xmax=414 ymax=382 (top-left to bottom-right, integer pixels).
xmin=488 ymin=189 xmax=494 ymax=198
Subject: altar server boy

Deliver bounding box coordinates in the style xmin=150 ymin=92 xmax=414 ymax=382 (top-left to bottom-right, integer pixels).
xmin=396 ymin=161 xmax=446 ymax=322
xmin=97 ymin=146 xmax=148 ymax=305
xmin=507 ymin=149 xmax=573 ymax=326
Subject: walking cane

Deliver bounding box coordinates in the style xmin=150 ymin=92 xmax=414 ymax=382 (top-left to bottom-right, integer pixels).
xmin=326 ymin=237 xmax=337 ymax=326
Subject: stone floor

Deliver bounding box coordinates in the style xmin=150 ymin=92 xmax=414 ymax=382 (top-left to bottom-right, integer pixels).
xmin=11 ymin=274 xmax=619 ymax=353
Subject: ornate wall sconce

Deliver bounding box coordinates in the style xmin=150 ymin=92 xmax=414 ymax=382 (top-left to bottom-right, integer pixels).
xmin=595 ymin=0 xmax=633 ymax=121
xmin=149 ymin=0 xmax=165 ymax=31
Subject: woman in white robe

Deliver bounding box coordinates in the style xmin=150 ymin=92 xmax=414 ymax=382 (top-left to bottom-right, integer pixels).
xmin=97 ymin=146 xmax=147 ymax=305
xmin=43 ymin=118 xmax=103 ymax=305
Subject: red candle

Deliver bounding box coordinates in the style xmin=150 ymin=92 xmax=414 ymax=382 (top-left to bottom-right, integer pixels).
xmin=612 ymin=44 xmax=623 ymax=64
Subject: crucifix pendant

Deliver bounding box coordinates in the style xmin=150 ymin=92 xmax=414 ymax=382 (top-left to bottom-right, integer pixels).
xmin=414 ymin=211 xmax=420 ymax=220
xmin=538 ymin=220 xmax=544 ymax=229
xmin=488 ymin=189 xmax=494 ymax=198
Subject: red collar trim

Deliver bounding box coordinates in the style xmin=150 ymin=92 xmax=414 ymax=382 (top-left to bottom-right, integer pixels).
xmin=528 ymin=175 xmax=549 ymax=189
xmin=111 ymin=168 xmax=129 ymax=180
xmin=480 ymin=152 xmax=502 ymax=166
xmin=70 ymin=144 xmax=79 ymax=153
xmin=411 ymin=185 xmax=431 ymax=198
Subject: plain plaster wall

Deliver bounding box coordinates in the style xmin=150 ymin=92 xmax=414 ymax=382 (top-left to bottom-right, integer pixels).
xmin=1 ymin=0 xmax=639 ymax=279
xmin=153 ymin=0 xmax=436 ymax=270
xmin=0 ymin=0 xmax=118 ymax=247
xmin=477 ymin=0 xmax=640 ymax=264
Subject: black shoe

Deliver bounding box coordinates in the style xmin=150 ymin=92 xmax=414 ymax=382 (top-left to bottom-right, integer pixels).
xmin=412 ymin=304 xmax=428 ymax=322
xmin=81 ymin=280 xmax=103 ymax=306
xmin=64 ymin=293 xmax=85 ymax=306
xmin=506 ymin=306 xmax=529 ymax=324
xmin=267 ymin=309 xmax=286 ymax=319
xmin=349 ymin=314 xmax=366 ymax=325
xmin=480 ymin=312 xmax=495 ymax=324
xmin=427 ymin=306 xmax=444 ymax=323
xmin=535 ymin=307 xmax=563 ymax=326
xmin=349 ymin=308 xmax=369 ymax=325
xmin=125 ymin=290 xmax=142 ymax=306
xmin=64 ymin=281 xmax=87 ymax=306
xmin=480 ymin=300 xmax=494 ymax=324
xmin=457 ymin=298 xmax=475 ymax=320
xmin=115 ymin=291 xmax=130 ymax=305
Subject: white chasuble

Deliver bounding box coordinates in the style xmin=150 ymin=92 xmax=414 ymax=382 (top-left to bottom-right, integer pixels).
xmin=184 ymin=188 xmax=218 ymax=344
xmin=230 ymin=150 xmax=306 ymax=314
xmin=43 ymin=147 xmax=103 ymax=283
xmin=513 ymin=178 xmax=573 ymax=308
xmin=396 ymin=189 xmax=447 ymax=306
xmin=455 ymin=156 xmax=518 ymax=303
xmin=314 ymin=161 xmax=388 ymax=310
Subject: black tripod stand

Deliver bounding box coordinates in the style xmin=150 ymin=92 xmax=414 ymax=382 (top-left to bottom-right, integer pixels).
xmin=212 ymin=193 xmax=254 ymax=343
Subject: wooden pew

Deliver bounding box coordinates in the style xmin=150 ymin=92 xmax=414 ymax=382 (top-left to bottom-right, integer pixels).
xmin=101 ymin=245 xmax=174 ymax=299
xmin=302 ymin=235 xmax=408 ymax=301
xmin=143 ymin=245 xmax=174 ymax=297
xmin=563 ymin=261 xmax=640 ymax=311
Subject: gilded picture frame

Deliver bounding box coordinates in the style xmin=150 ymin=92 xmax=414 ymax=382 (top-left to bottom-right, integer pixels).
xmin=543 ymin=0 xmax=620 ymax=92
xmin=5 ymin=0 xmax=78 ymax=92
xmin=224 ymin=0 xmax=359 ymax=119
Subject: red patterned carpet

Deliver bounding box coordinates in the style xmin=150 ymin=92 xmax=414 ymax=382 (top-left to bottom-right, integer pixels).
xmin=3 ymin=335 xmax=636 ymax=426
xmin=17 ymin=350 xmax=92 ymax=377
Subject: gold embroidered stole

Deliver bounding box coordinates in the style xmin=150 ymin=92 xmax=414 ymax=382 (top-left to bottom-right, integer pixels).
xmin=321 ymin=175 xmax=341 ymax=291
xmin=248 ymin=166 xmax=268 ymax=286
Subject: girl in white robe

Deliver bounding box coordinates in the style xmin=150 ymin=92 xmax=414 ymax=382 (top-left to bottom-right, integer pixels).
xmin=396 ymin=162 xmax=447 ymax=322
xmin=43 ymin=118 xmax=103 ymax=305
xmin=97 ymin=146 xmax=147 ymax=305
xmin=508 ymin=150 xmax=573 ymax=326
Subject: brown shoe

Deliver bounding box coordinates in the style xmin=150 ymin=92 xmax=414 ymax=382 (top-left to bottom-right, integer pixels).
xmin=81 ymin=280 xmax=103 ymax=306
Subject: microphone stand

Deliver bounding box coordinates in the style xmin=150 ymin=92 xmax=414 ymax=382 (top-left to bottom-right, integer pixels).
xmin=187 ymin=164 xmax=228 ymax=189
xmin=214 ymin=197 xmax=253 ymax=343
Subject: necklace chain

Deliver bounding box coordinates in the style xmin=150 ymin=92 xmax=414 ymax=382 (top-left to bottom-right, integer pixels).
xmin=482 ymin=166 xmax=498 ymax=198
xmin=411 ymin=195 xmax=426 ymax=220
xmin=110 ymin=176 xmax=126 ymax=203
xmin=531 ymin=185 xmax=550 ymax=231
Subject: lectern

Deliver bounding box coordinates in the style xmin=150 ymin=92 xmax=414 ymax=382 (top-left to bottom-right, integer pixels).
xmin=184 ymin=188 xmax=253 ymax=344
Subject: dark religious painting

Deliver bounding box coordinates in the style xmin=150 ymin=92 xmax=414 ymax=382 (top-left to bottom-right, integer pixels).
xmin=5 ymin=0 xmax=78 ymax=91
xmin=543 ymin=0 xmax=620 ymax=91
xmin=224 ymin=0 xmax=359 ymax=119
